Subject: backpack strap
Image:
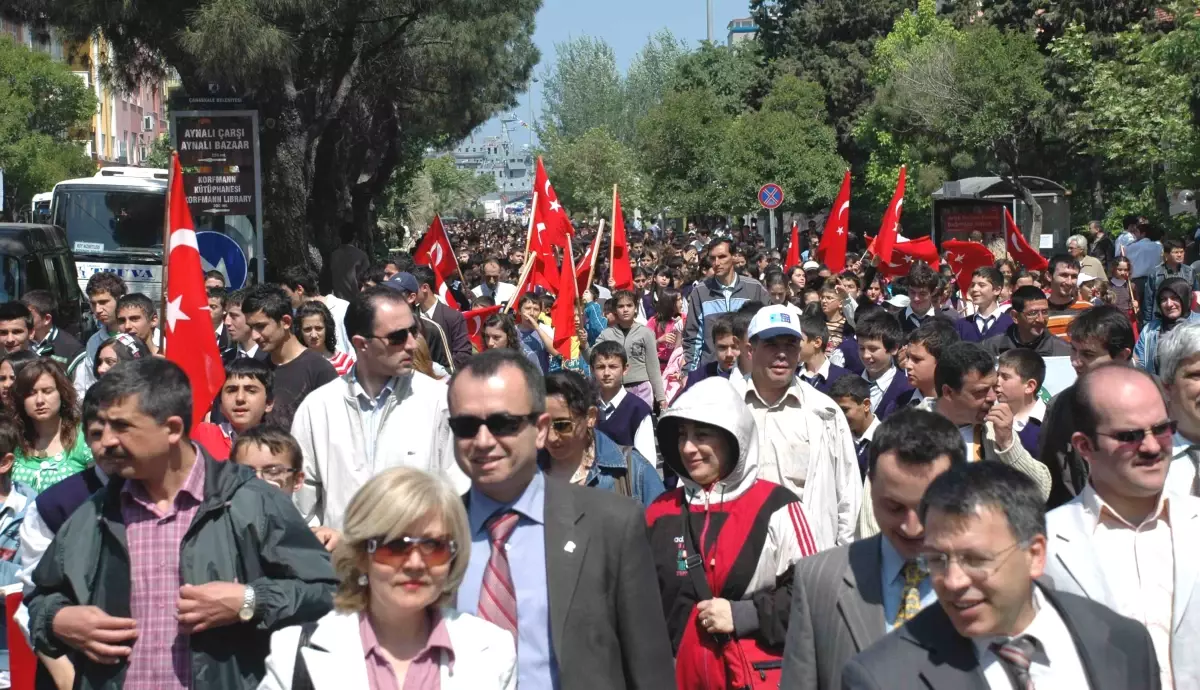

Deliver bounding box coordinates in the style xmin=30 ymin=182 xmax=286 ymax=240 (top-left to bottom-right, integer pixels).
xmin=290 ymin=620 xmax=320 ymax=690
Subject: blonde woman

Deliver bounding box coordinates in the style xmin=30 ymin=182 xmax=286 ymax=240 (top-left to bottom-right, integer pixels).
xmin=259 ymin=468 xmax=515 ymax=689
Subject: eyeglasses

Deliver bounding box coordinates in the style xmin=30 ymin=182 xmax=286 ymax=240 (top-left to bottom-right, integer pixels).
xmin=370 ymin=325 xmax=420 ymax=346
xmin=1096 ymin=420 xmax=1177 ymax=446
xmin=366 ymin=536 xmax=458 ymax=568
xmin=253 ymin=465 xmax=298 ymax=481
xmin=549 ymin=418 xmax=577 ymax=435
xmin=917 ymin=542 xmax=1025 ymax=579
xmin=448 ymin=412 xmax=539 ymax=439
xmin=1018 ymin=309 xmax=1049 ymax=318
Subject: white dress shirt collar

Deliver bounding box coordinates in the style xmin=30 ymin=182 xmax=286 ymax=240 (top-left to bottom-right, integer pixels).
xmin=860 ymin=415 xmax=882 ymax=445
xmin=602 ymin=386 xmax=628 ymax=416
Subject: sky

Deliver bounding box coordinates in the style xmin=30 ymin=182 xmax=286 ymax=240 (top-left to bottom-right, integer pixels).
xmin=476 ymin=0 xmax=754 ymax=145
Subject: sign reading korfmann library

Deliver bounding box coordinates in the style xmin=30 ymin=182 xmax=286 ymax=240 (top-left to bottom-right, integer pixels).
xmin=175 ymin=114 xmax=257 ymax=216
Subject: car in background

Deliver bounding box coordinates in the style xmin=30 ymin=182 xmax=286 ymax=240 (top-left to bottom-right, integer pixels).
xmin=0 ymin=224 xmax=84 ymax=337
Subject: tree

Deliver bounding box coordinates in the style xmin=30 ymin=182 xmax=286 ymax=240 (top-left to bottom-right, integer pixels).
xmin=0 ymin=37 xmax=95 ymax=219
xmin=636 ymin=88 xmax=731 ymax=217
xmin=717 ymin=76 xmax=846 ymax=214
xmin=622 ymin=30 xmax=690 ymax=138
xmin=11 ymin=0 xmax=539 ymax=269
xmin=667 ymin=42 xmax=771 ymax=116
xmin=540 ymin=127 xmax=643 ymax=215
xmin=384 ymin=155 xmax=497 ymax=231
xmin=538 ymin=36 xmax=625 ymax=143
xmin=142 ymin=134 xmax=173 ymax=169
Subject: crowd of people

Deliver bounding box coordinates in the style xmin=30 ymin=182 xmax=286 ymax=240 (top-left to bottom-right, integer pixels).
xmin=0 ymin=211 xmax=1189 ymax=689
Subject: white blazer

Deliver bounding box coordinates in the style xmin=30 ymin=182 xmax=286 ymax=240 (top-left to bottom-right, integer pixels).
xmin=1044 ymin=491 xmax=1200 ymax=690
xmin=257 ymin=607 xmax=516 ymax=690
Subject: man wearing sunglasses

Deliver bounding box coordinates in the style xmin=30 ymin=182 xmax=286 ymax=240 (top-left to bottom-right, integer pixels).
xmin=448 ymin=349 xmax=676 ymax=690
xmin=843 ymin=462 xmax=1161 ymax=690
xmin=292 ymin=285 xmax=465 ymax=542
xmin=1044 ymin=363 xmax=1200 ymax=688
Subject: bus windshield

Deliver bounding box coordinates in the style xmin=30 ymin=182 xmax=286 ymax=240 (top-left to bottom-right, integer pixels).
xmin=52 ymin=186 xmax=165 ymax=253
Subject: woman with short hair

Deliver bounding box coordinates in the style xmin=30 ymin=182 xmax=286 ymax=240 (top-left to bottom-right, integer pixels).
xmin=259 ymin=467 xmax=516 ymax=689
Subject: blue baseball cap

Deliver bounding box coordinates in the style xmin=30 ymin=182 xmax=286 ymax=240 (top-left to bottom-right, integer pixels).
xmin=385 ymin=272 xmax=420 ymax=294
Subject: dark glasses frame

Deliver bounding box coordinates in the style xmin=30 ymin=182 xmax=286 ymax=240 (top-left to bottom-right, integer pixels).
xmin=448 ymin=412 xmax=540 ymax=439
xmin=1096 ymin=420 xmax=1177 ymax=445
xmin=371 ymin=325 xmax=421 ymax=346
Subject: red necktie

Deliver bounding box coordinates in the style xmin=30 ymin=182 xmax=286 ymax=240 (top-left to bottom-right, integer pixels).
xmin=477 ymin=510 xmax=520 ymax=639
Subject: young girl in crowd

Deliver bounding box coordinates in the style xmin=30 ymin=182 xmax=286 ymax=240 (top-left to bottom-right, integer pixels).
xmin=294 ymin=301 xmax=355 ymax=376
xmin=12 ymin=359 xmax=91 ymax=493
xmin=763 ymin=271 xmax=790 ymax=306
xmin=1109 ymin=256 xmax=1137 ymax=316
xmin=482 ymin=312 xmax=521 ymax=352
xmin=0 ymin=349 xmax=39 ymax=411
xmin=647 ymin=287 xmax=684 ymax=370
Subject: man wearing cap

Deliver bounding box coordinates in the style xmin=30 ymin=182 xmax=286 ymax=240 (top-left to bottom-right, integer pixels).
xmin=730 ymin=305 xmax=862 ymax=550
xmin=386 ymin=272 xmax=453 ymax=374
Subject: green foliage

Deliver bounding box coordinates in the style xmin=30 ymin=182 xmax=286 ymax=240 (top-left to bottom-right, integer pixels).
xmin=0 ymin=37 xmax=95 ymax=217
xmin=540 ymin=127 xmax=643 ymax=215
xmin=142 ymin=135 xmax=173 ymax=169
xmin=386 ymin=155 xmax=496 ymax=230
xmin=667 ymin=42 xmax=771 ymax=116
xmin=636 ymin=89 xmax=731 ymax=217
xmin=716 ymin=76 xmax=846 ymax=213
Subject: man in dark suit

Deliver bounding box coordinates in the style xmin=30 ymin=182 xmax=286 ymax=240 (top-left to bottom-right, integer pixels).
xmin=842 ymin=462 xmax=1161 ymax=690
xmin=782 ymin=408 xmax=966 ymax=690
xmin=412 ymin=265 xmax=472 ymax=372
xmin=448 ymin=349 xmax=676 ymax=690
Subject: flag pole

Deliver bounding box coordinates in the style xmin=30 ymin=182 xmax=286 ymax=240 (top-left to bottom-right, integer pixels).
xmin=524 ymin=192 xmax=540 ymax=256
xmin=435 ymin=213 xmax=471 ymax=291
xmin=586 ymin=220 xmax=605 ymax=292
xmin=158 ymin=151 xmax=174 ymax=354
xmin=608 ymin=185 xmax=618 ymax=276
xmin=504 ymin=251 xmax=539 ymax=314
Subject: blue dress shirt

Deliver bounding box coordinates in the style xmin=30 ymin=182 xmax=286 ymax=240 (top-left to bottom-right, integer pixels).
xmin=880 ymin=535 xmax=937 ymax=633
xmin=457 ymin=471 xmax=558 ymax=690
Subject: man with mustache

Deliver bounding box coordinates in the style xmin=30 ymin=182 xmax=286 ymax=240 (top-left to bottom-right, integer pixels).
xmin=292 ymin=285 xmax=465 ymax=548
xmin=1044 ymin=363 xmax=1200 ymax=689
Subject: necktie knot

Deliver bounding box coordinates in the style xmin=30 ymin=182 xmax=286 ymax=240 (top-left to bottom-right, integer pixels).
xmin=487 ymin=510 xmax=520 ymax=545
xmin=992 ymin=634 xmax=1040 ymax=688
xmin=901 ymin=559 xmax=926 ymax=586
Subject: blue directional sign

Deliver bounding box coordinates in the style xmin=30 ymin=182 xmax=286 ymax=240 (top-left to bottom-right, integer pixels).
xmin=759 ymin=183 xmax=784 ymax=210
xmin=196 ymin=231 xmax=249 ymax=289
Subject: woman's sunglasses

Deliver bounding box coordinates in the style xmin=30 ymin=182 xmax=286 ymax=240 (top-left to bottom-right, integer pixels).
xmin=366 ymin=536 xmax=458 ymax=568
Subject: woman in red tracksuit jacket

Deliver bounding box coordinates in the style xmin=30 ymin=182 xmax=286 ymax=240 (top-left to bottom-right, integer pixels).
xmin=647 ymin=377 xmax=819 ymax=690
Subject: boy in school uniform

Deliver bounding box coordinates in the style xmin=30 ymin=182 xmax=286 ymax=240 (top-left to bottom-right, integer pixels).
xmin=681 ymin=311 xmax=745 ymax=392
xmin=798 ymin=313 xmax=850 ymax=395
xmin=856 ymin=311 xmax=913 ymax=419
xmin=995 ymin=347 xmax=1047 ymax=456
xmin=590 ymin=340 xmax=657 ymax=465
xmin=192 ymin=357 xmax=274 ymax=460
xmin=898 ymin=318 xmax=962 ymax=411
xmin=828 ymin=375 xmax=879 ymax=479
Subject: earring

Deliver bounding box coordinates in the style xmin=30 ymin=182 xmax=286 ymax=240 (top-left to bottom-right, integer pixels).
xmin=358 ymin=574 xmax=368 ymax=586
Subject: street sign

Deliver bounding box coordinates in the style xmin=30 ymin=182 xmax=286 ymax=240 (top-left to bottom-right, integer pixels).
xmin=759 ymin=183 xmax=784 ymax=210
xmin=176 ymin=114 xmax=257 ymax=215
xmin=197 ymin=231 xmax=249 ymax=289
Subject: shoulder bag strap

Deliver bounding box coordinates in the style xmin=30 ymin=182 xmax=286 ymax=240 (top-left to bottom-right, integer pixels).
xmin=290 ymin=620 xmax=320 ymax=690
xmin=679 ymin=495 xmax=730 ymax=644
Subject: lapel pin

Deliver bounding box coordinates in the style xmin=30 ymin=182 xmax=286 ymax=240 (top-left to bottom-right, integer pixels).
xmin=564 ymin=541 xmax=576 ymax=553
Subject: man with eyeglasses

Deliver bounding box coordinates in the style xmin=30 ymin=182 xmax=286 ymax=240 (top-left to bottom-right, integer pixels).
xmin=1045 ymin=363 xmax=1200 ymax=688
xmin=983 ymin=285 xmax=1073 ymax=358
xmin=843 ymin=462 xmax=1161 ymax=690
xmin=292 ymin=285 xmax=464 ymax=545
xmin=447 ymin=348 xmax=676 ymax=690
xmin=781 ymin=409 xmax=966 ymax=690
xmin=242 ymin=285 xmax=338 ymax=429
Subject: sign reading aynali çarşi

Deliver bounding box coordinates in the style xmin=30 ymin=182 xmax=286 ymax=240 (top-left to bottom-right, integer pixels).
xmin=175 ymin=114 xmax=257 ymax=216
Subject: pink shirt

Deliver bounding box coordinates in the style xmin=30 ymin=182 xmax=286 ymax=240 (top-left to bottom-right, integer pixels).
xmin=120 ymin=456 xmax=207 ymax=690
xmin=359 ymin=609 xmax=455 ymax=690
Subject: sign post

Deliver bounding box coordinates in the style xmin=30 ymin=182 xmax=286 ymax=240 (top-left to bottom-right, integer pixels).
xmin=758 ymin=183 xmax=784 ymax=249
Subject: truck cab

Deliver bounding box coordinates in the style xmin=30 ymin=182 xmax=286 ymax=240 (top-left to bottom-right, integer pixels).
xmin=50 ymin=167 xmax=168 ymax=302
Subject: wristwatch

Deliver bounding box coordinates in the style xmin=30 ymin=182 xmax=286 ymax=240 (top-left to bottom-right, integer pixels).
xmin=238 ymin=585 xmax=256 ymax=622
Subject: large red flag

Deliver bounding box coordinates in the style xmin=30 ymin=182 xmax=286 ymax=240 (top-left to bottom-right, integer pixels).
xmin=872 ymin=236 xmax=940 ymax=277
xmin=164 ymin=153 xmax=225 ymax=426
xmin=414 ymin=215 xmax=462 ymax=285
xmin=610 ymin=187 xmax=633 ymax=291
xmin=1004 ymin=208 xmax=1049 ymax=272
xmin=533 ymin=157 xmax=575 ymax=246
xmin=942 ymin=240 xmax=996 ymax=293
xmin=817 ymin=170 xmax=852 ymax=273
xmin=785 ymin=221 xmax=801 ymax=270
xmin=551 ymin=240 xmax=579 ymax=358
xmin=873 ymin=165 xmax=907 ymax=266
xmin=463 ymin=304 xmax=503 ymax=351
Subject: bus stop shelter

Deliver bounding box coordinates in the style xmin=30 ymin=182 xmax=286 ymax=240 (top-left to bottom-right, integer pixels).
xmin=931 ymin=176 xmax=1070 ymax=255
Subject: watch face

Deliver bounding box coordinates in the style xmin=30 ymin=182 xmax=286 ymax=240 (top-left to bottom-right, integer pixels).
xmin=239 ymin=607 xmax=254 ymax=622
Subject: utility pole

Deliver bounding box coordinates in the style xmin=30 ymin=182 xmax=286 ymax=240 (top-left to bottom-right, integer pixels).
xmin=706 ymin=0 xmax=714 ymax=43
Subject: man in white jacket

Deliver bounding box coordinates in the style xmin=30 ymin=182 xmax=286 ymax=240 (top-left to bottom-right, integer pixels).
xmin=292 ymin=286 xmax=467 ymax=541
xmin=729 ymin=305 xmax=862 ymax=550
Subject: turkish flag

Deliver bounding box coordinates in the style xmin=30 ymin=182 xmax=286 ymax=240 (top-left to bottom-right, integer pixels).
xmin=873 ymin=165 xmax=907 ymax=266
xmin=429 ymin=263 xmax=461 ymax=311
xmin=576 ymin=230 xmax=602 ymax=294
xmin=942 ymin=240 xmax=996 ymax=293
xmin=463 ymin=304 xmax=502 ymax=351
xmin=414 ymin=215 xmax=462 ymax=286
xmin=785 ymin=221 xmax=801 ymax=270
xmin=871 ymin=235 xmax=939 ymax=277
xmin=1004 ymin=208 xmax=1049 ymax=272
xmin=610 ymin=188 xmax=633 ymax=290
xmin=164 ymin=153 xmax=225 ymax=426
xmin=533 ymin=157 xmax=575 ymax=247
xmin=551 ymin=240 xmax=579 ymax=358
xmin=817 ymin=170 xmax=852 ymax=273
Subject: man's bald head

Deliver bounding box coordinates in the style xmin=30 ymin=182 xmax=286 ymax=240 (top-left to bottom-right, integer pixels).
xmin=1073 ymin=363 xmax=1167 ymax=441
